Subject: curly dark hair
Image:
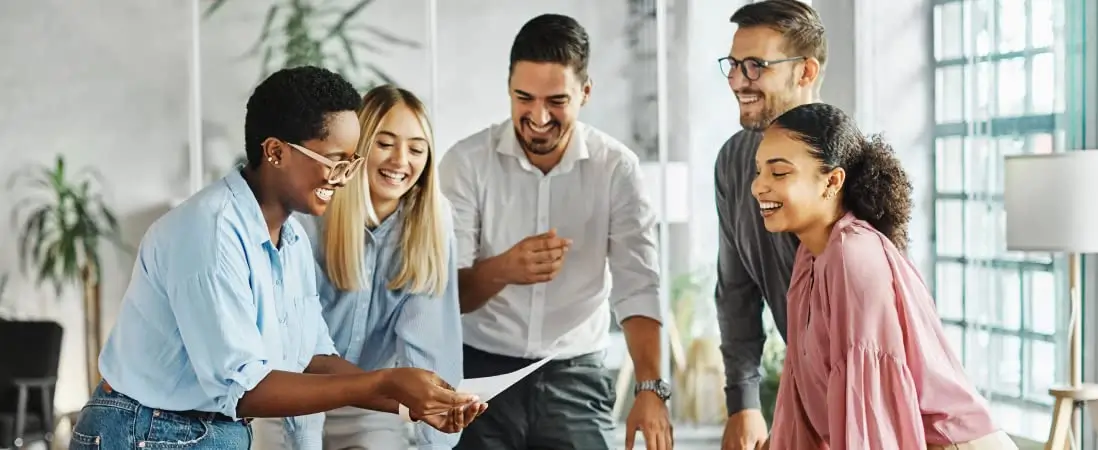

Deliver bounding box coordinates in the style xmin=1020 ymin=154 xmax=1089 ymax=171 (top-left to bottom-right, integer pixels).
xmin=244 ymin=66 xmax=362 ymax=168
xmin=509 ymin=13 xmax=590 ymax=81
xmin=771 ymin=103 xmax=913 ymax=250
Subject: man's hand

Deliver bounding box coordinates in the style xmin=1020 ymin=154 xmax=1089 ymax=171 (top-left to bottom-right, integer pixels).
xmin=415 ymin=402 xmax=489 ymax=433
xmin=497 ymin=229 xmax=572 ymax=284
xmin=381 ymin=368 xmax=479 ymax=417
xmin=624 ymin=391 xmax=673 ymax=450
xmin=721 ymin=409 xmax=768 ymax=450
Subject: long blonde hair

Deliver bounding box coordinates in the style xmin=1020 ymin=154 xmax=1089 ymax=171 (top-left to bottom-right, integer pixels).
xmin=323 ymin=85 xmax=448 ymax=296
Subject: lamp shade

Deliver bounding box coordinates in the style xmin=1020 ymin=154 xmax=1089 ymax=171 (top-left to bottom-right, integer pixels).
xmin=1004 ymin=150 xmax=1098 ymax=253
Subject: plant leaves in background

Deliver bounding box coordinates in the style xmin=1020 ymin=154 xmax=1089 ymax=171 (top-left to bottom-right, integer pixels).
xmin=205 ymin=0 xmax=419 ymax=91
xmin=9 ymin=155 xmax=130 ymax=296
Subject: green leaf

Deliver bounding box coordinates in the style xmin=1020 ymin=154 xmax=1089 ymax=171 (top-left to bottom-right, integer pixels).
xmin=204 ymin=0 xmax=231 ymax=18
xmin=325 ymin=0 xmax=374 ymax=39
xmin=9 ymin=155 xmax=128 ymax=298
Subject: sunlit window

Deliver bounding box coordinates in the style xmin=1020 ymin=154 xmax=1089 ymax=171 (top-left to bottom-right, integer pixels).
xmin=932 ymin=0 xmax=1065 ymax=440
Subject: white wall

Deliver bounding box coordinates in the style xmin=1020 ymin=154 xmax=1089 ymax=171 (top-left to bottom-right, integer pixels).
xmin=0 ymin=0 xmax=194 ymax=413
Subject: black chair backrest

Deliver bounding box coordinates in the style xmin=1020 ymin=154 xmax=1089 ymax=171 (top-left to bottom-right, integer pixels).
xmin=0 ymin=319 xmax=64 ymax=382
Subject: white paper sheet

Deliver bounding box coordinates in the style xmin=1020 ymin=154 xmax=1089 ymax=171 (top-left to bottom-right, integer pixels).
xmin=457 ymin=353 xmax=559 ymax=402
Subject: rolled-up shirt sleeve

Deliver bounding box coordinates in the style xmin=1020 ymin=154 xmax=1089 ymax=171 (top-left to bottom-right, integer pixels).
xmin=312 ymin=310 xmax=338 ymax=357
xmin=607 ymin=156 xmax=662 ymax=324
xmin=164 ymin=238 xmax=272 ymax=420
xmin=438 ymin=147 xmax=480 ymax=269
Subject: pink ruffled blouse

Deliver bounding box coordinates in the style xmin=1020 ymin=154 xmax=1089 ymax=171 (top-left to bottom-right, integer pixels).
xmin=769 ymin=213 xmax=999 ymax=449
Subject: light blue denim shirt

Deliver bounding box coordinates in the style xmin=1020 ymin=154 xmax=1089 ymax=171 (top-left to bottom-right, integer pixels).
xmin=98 ymin=169 xmax=337 ymax=450
xmin=295 ymin=205 xmax=464 ymax=450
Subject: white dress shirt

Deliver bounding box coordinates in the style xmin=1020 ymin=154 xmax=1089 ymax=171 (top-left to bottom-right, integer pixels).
xmin=438 ymin=119 xmax=663 ymax=359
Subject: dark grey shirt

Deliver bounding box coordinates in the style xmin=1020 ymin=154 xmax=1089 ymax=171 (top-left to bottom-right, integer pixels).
xmin=714 ymin=130 xmax=799 ymax=414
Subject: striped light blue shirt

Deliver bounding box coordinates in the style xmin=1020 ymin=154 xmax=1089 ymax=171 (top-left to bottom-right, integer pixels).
xmin=295 ymin=205 xmax=464 ymax=450
xmin=98 ymin=169 xmax=337 ymax=450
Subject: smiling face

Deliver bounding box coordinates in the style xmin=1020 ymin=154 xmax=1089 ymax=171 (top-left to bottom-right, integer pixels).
xmin=270 ymin=110 xmax=361 ymax=216
xmin=509 ymin=61 xmax=590 ymax=156
xmin=751 ymin=126 xmax=844 ymax=234
xmin=728 ymin=26 xmax=811 ymax=131
xmin=364 ymin=103 xmax=430 ymax=216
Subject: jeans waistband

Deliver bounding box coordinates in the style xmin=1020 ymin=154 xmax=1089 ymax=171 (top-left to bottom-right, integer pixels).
xmin=98 ymin=380 xmax=251 ymax=424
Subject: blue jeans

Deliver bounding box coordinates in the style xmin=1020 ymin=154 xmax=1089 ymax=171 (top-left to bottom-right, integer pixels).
xmin=69 ymin=382 xmax=252 ymax=449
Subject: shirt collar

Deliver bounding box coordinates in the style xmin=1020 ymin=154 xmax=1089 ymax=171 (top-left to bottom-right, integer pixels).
xmin=495 ymin=119 xmax=590 ymax=175
xmin=366 ymin=202 xmax=403 ymax=242
xmin=223 ymin=168 xmax=301 ymax=248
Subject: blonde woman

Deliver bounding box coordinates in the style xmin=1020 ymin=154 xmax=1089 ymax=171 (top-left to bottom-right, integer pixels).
xmin=253 ymin=85 xmax=478 ymax=450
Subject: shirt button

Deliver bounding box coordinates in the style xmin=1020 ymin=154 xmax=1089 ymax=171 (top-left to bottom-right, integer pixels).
xmin=275 ymin=279 xmax=282 ymax=286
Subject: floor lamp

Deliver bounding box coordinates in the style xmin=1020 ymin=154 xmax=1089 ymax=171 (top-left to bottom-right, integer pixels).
xmin=1004 ymin=151 xmax=1098 ymax=450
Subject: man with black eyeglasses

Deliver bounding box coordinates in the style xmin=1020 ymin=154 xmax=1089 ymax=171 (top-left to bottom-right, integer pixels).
xmin=713 ymin=1 xmax=829 ymax=449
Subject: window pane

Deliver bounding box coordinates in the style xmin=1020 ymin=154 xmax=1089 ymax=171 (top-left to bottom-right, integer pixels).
xmin=942 ymin=323 xmax=965 ymax=357
xmin=974 ymin=61 xmax=994 ymax=116
xmin=935 ymin=2 xmax=966 ymax=60
xmin=1026 ymin=270 xmax=1058 ymax=335
xmin=1031 ymin=0 xmax=1055 ymax=48
xmin=1029 ymin=132 xmax=1054 ymax=154
xmin=965 ymin=264 xmax=998 ymax=320
xmin=963 ymin=136 xmax=995 ymax=193
xmin=936 ymin=66 xmax=966 ymax=123
xmin=936 ymin=199 xmax=964 ymax=256
xmin=997 ymin=268 xmax=1023 ymax=330
xmin=972 ymin=0 xmax=994 ymax=57
xmin=1027 ymin=340 xmax=1057 ymax=400
xmin=965 ymin=328 xmax=992 ymax=385
xmin=997 ymin=58 xmax=1027 ymax=116
xmin=993 ymin=136 xmax=1026 ymax=194
xmin=936 ymin=137 xmax=964 ymax=192
xmin=1031 ymin=52 xmax=1057 ymax=114
xmin=991 ymin=334 xmax=1022 ymax=396
xmin=997 ymin=0 xmax=1027 ymax=52
xmin=965 ymin=201 xmax=1003 ymax=260
xmin=935 ymin=262 xmax=965 ymax=320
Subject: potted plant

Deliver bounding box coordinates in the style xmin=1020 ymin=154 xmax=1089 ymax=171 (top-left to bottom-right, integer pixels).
xmin=9 ymin=155 xmax=128 ymax=395
xmin=204 ymin=0 xmax=420 ymax=91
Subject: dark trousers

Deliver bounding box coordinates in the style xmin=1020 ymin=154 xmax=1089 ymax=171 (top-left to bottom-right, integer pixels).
xmin=455 ymin=345 xmax=616 ymax=450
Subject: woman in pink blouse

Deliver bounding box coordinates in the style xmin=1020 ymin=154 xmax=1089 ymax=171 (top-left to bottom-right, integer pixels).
xmin=752 ymin=103 xmax=1016 ymax=450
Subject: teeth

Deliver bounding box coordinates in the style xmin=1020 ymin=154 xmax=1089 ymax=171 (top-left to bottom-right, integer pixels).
xmin=528 ymin=122 xmax=553 ymax=133
xmin=315 ymin=188 xmax=334 ymax=201
xmin=759 ymin=201 xmax=782 ymax=210
xmin=379 ymin=169 xmax=406 ymax=182
xmin=738 ymin=95 xmax=760 ymax=104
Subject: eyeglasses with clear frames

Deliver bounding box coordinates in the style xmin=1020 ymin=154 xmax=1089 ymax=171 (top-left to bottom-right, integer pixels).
xmin=718 ymin=56 xmax=807 ymax=81
xmin=285 ymin=142 xmax=364 ymax=185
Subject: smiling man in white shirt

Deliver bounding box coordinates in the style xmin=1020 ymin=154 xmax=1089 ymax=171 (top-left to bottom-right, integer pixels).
xmin=438 ymin=13 xmax=673 ymax=450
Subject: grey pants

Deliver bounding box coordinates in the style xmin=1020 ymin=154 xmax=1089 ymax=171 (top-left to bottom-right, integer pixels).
xmin=455 ymin=345 xmax=616 ymax=450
